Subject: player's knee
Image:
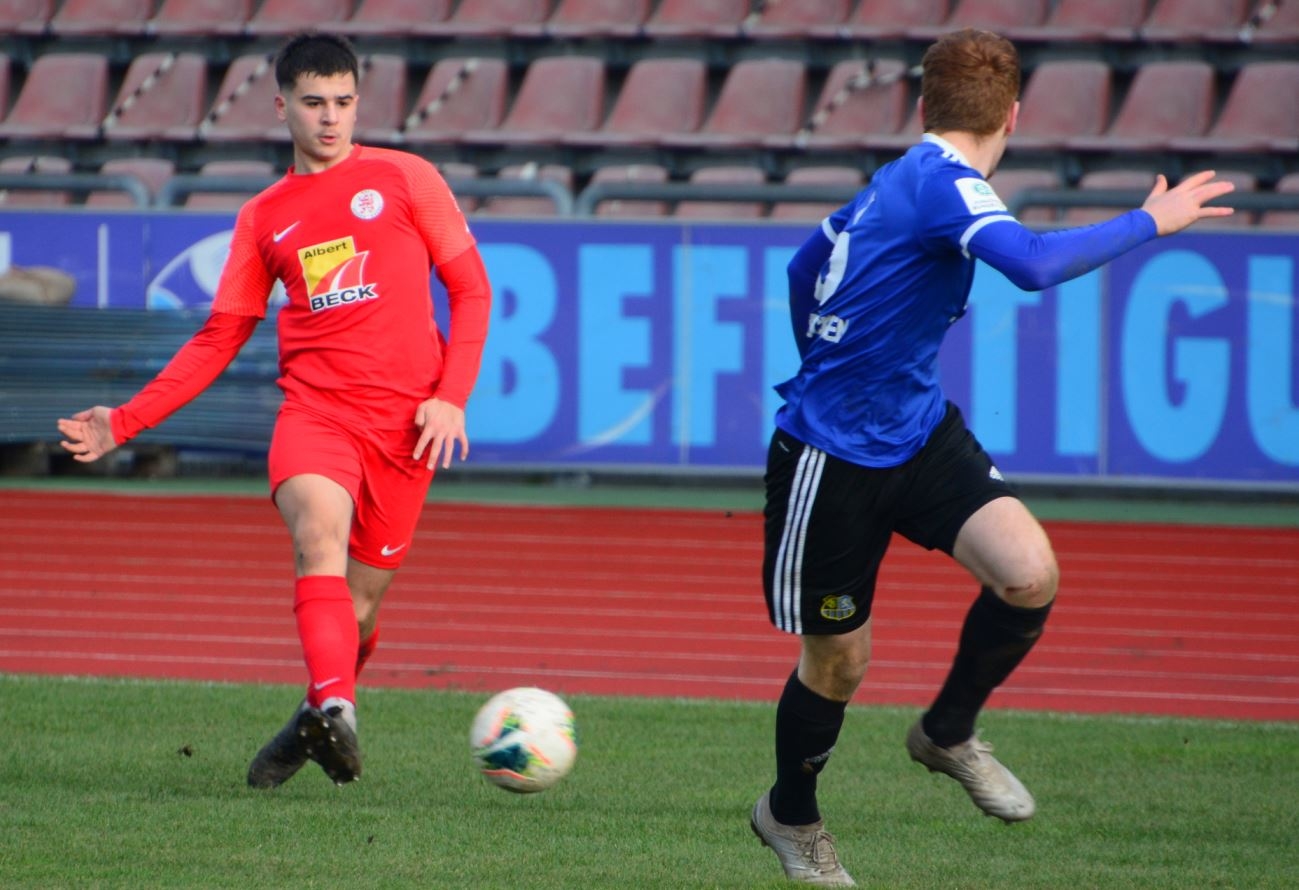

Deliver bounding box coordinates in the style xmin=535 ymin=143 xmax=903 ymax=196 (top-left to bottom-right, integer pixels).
xmin=290 ymin=520 xmax=348 ymax=570
xmin=801 ymin=641 xmax=871 ymax=700
xmin=1001 ymin=554 xmax=1058 ymax=609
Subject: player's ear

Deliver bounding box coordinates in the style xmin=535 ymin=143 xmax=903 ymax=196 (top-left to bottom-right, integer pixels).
xmin=916 ymin=96 xmax=925 ymax=130
xmin=1005 ymin=100 xmax=1020 ymax=136
xmin=274 ymin=92 xmax=287 ymax=122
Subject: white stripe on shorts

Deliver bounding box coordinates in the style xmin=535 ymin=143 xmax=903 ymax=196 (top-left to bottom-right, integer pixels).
xmin=772 ymin=443 xmax=826 ymax=634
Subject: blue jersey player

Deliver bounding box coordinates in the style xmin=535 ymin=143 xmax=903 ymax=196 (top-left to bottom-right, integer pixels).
xmin=751 ymin=29 xmax=1235 ymax=886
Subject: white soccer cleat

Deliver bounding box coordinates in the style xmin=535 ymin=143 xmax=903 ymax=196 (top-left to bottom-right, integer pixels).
xmin=750 ymin=791 xmax=856 ymax=886
xmin=906 ymin=719 xmax=1035 ymax=823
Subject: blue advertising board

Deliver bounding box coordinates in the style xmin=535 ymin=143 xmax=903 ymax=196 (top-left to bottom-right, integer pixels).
xmin=0 ymin=211 xmax=1295 ymax=488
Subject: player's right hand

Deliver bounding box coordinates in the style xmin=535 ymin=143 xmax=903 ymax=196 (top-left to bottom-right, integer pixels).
xmin=56 ymin=407 xmax=118 ymax=462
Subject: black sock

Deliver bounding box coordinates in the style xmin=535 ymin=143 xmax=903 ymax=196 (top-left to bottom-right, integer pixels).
xmin=770 ymin=670 xmax=847 ymax=826
xmin=923 ymin=587 xmax=1052 ymax=748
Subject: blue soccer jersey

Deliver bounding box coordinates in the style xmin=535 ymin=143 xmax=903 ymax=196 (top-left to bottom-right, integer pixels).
xmin=775 ymin=134 xmax=1157 ymax=467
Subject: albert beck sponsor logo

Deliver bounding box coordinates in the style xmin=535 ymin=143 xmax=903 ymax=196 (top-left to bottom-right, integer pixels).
xmin=297 ymin=236 xmax=379 ymax=313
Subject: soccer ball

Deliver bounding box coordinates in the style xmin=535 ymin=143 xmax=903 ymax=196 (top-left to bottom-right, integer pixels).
xmin=469 ymin=687 xmax=577 ymax=793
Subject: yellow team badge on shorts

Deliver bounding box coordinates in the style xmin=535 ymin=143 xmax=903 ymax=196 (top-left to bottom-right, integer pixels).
xmin=820 ymin=595 xmax=857 ymax=622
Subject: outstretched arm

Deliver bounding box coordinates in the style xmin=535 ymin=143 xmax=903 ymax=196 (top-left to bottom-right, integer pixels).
xmin=56 ymin=311 xmax=259 ymax=462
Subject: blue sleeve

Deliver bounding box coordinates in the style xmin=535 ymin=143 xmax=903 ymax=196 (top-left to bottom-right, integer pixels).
xmin=786 ymin=217 xmax=841 ymax=354
xmin=967 ymin=210 xmax=1159 ymax=291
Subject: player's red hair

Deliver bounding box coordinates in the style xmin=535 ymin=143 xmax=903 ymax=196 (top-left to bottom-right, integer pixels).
xmin=921 ymin=29 xmax=1021 ymax=138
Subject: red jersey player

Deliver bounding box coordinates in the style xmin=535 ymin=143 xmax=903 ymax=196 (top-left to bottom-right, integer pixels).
xmin=56 ymin=32 xmax=493 ymax=789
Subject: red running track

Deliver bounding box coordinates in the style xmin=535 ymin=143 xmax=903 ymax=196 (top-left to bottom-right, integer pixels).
xmin=2 ymin=490 xmax=1297 ymax=721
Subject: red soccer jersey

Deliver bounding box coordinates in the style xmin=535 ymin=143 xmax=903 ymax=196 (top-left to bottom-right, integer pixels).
xmin=213 ymin=145 xmax=485 ymax=428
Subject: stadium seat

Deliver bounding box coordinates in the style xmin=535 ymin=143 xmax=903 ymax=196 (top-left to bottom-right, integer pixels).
xmin=245 ymin=0 xmax=355 ymax=35
xmin=661 ymin=59 xmax=806 ymax=150
xmin=185 ymin=160 xmax=277 ymax=210
xmin=0 ymin=0 xmax=56 ymax=35
xmin=0 ymin=53 xmax=108 ymax=141
xmin=907 ymin=0 xmax=1047 ymax=40
xmin=0 ymin=54 xmax=10 ymax=121
xmin=420 ymin=0 xmax=551 ymax=36
xmin=0 ymin=155 xmax=72 ymax=207
xmin=477 ymin=163 xmax=573 ymax=217
xmin=1060 ymin=170 xmax=1155 ymax=225
xmin=338 ymin=0 xmax=453 ymax=36
xmin=1007 ymin=0 xmax=1146 ymax=42
xmin=516 ymin=0 xmax=651 ymax=38
xmin=769 ymin=166 xmax=864 ymax=221
xmin=1068 ymin=61 xmax=1215 ymax=153
xmin=1139 ymin=0 xmax=1254 ymax=42
xmin=772 ymin=59 xmax=911 ymax=151
xmin=86 ymin=158 xmax=176 ymax=208
xmin=147 ymin=0 xmax=254 ymax=36
xmin=353 ymin=54 xmax=407 ymax=145
xmin=674 ymin=166 xmax=767 ymax=220
xmin=1249 ymin=0 xmax=1299 ymax=43
xmin=642 ymin=0 xmax=747 ymax=38
xmin=1258 ymin=173 xmax=1299 ymax=229
xmin=809 ymin=0 xmax=950 ymax=40
xmin=101 ymin=52 xmax=209 ymax=142
xmin=1008 ymin=60 xmax=1112 ymax=152
xmin=47 ymin=0 xmax=152 ymax=36
xmin=1169 ymin=62 xmax=1299 ymax=154
xmin=744 ymin=0 xmax=852 ymax=39
xmin=988 ymin=167 xmax=1063 ymax=224
xmin=564 ymin=57 xmax=706 ymax=148
xmin=196 ymin=54 xmax=284 ymax=143
xmin=401 ymin=58 xmax=508 ymax=145
xmin=463 ymin=57 xmax=605 ymax=146
xmin=588 ymin=164 xmax=671 ymax=218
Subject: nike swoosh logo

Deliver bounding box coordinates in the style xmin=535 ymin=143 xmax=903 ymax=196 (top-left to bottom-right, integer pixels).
xmin=313 ymin=677 xmax=340 ymax=691
xmin=380 ymin=543 xmax=407 ymax=557
xmin=273 ymin=222 xmax=300 ymax=242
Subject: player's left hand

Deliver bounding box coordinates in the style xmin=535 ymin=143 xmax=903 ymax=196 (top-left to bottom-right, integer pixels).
xmin=413 ymin=397 xmax=468 ymax=470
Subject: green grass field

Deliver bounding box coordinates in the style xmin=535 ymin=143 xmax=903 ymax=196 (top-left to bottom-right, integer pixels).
xmin=2 ymin=674 xmax=1296 ymax=889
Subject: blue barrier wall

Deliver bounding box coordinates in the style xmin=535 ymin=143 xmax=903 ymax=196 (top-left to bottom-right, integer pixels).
xmin=1 ymin=211 xmax=1295 ymax=487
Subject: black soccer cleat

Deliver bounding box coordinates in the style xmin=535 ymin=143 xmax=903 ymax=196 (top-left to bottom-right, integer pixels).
xmin=296 ymin=705 xmax=363 ymax=786
xmin=247 ymin=705 xmax=311 ymax=790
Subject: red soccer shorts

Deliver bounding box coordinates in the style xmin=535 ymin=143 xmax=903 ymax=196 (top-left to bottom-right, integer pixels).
xmin=268 ymin=404 xmax=434 ymax=569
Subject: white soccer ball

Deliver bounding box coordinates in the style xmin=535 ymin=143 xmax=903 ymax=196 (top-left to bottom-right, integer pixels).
xmin=469 ymin=687 xmax=577 ymax=793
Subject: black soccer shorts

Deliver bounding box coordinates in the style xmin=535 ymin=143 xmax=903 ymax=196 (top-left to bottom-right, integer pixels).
xmin=762 ymin=402 xmax=1017 ymax=635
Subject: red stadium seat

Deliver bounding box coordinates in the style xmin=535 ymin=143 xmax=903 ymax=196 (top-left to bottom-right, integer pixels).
xmin=642 ymin=0 xmax=747 ymax=38
xmin=769 ymin=166 xmax=864 ymax=221
xmin=564 ymin=57 xmax=707 ymax=148
xmin=1139 ymin=0 xmax=1254 ymax=42
xmin=588 ymin=164 xmax=672 ymax=218
xmin=1009 ymin=61 xmax=1112 ymax=152
xmin=988 ymin=167 xmax=1064 ymax=224
xmin=675 ymin=166 xmax=767 ymax=220
xmin=1258 ymin=173 xmax=1299 ymax=229
xmin=1068 ymin=61 xmax=1215 ymax=153
xmin=353 ymin=54 xmax=408 ymax=145
xmin=196 ymin=54 xmax=284 ymax=143
xmin=101 ymin=52 xmax=209 ymax=142
xmin=1249 ymin=0 xmax=1299 ymax=43
xmin=463 ymin=57 xmax=605 ymax=146
xmin=1060 ymin=170 xmax=1156 ymax=225
xmin=48 ymin=0 xmax=152 ymax=36
xmin=517 ymin=0 xmax=651 ymax=38
xmin=771 ymin=59 xmax=912 ymax=151
xmin=245 ymin=0 xmax=354 ymax=36
xmin=0 ymin=0 xmax=56 ymax=35
xmin=0 ymin=53 xmax=108 ymax=141
xmin=661 ymin=59 xmax=806 ymax=149
xmin=744 ymin=0 xmax=852 ymax=38
xmin=339 ymin=0 xmax=453 ymax=36
xmin=1007 ymin=0 xmax=1146 ymax=42
xmin=1169 ymin=62 xmax=1299 ymax=154
xmin=86 ymin=158 xmax=177 ymax=208
xmin=401 ymin=58 xmax=509 ymax=145
xmin=0 ymin=54 xmax=10 ymax=121
xmin=185 ymin=160 xmax=277 ymax=210
xmin=907 ymin=0 xmax=1047 ymax=40
xmin=809 ymin=0 xmax=949 ymax=40
xmin=421 ymin=0 xmax=551 ymax=36
xmin=0 ymin=155 xmax=73 ymax=206
xmin=147 ymin=0 xmax=254 ymax=36
xmin=477 ymin=163 xmax=573 ymax=218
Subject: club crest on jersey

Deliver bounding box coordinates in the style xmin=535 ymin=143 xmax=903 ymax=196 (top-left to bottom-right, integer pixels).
xmin=297 ymin=237 xmax=379 ymax=313
xmin=819 ymin=595 xmax=857 ymax=622
xmin=351 ymin=189 xmax=384 ymax=220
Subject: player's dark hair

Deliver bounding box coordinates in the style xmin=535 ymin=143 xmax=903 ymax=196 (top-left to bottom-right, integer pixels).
xmin=920 ymin=29 xmax=1021 ymax=137
xmin=274 ymin=31 xmax=359 ymax=91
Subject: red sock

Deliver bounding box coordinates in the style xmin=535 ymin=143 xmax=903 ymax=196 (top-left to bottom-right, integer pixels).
xmin=293 ymin=575 xmax=358 ymax=709
xmin=356 ymin=625 xmax=380 ymax=677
